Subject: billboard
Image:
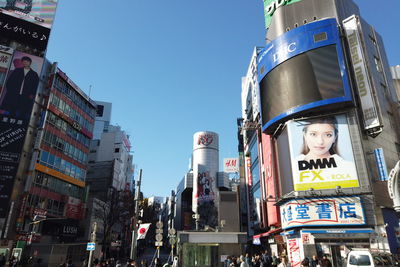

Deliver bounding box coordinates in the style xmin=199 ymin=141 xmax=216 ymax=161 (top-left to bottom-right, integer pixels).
xmin=0 ymin=12 xmax=50 ymax=52
xmin=263 ymin=0 xmax=302 ymax=29
xmin=223 ymin=158 xmax=239 ymax=173
xmin=343 ymin=15 xmax=382 ymax=136
xmin=0 ymin=51 xmax=43 ymax=217
xmin=257 ymin=19 xmax=352 ymax=133
xmin=280 ymin=196 xmax=365 ymax=230
xmin=0 ymin=0 xmax=58 ymax=29
xmin=287 ymin=114 xmax=359 ymax=191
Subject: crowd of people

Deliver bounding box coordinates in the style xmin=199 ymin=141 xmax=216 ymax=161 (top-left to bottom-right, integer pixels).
xmin=224 ymin=251 xmax=333 ymax=267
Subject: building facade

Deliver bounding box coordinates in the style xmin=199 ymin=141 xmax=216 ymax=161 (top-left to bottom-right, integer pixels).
xmin=241 ymin=0 xmax=400 ymax=265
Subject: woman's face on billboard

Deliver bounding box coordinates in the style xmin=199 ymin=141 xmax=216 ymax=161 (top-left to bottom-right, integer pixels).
xmin=303 ymin=123 xmax=336 ymax=159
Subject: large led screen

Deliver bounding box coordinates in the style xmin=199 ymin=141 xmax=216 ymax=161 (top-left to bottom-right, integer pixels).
xmin=0 ymin=0 xmax=58 ymax=29
xmin=287 ymin=114 xmax=359 ymax=191
xmin=257 ymin=19 xmax=352 ymax=133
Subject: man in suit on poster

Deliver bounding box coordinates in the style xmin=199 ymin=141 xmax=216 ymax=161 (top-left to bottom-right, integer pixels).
xmin=1 ymin=56 xmax=39 ymax=118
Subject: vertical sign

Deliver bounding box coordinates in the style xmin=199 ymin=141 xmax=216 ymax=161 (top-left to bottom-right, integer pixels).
xmin=374 ymin=148 xmax=388 ymax=181
xmin=343 ymin=15 xmax=382 ymax=135
xmin=0 ymin=51 xmax=43 ymax=217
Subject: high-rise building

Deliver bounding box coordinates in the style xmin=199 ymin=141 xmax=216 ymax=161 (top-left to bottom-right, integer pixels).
xmin=241 ymin=0 xmax=400 ymax=265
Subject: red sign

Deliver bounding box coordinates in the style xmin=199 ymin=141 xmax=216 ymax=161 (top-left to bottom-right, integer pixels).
xmin=261 ymin=133 xmax=280 ymax=226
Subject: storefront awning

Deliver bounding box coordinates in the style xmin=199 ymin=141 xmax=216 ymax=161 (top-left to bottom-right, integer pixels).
xmin=253 ymin=228 xmax=282 ymax=239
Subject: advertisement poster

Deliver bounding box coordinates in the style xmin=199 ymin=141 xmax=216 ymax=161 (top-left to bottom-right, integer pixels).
xmin=0 ymin=51 xmax=42 ymax=217
xmin=280 ymin=196 xmax=365 ymax=230
xmin=0 ymin=0 xmax=58 ymax=29
xmin=287 ymin=114 xmax=359 ymax=191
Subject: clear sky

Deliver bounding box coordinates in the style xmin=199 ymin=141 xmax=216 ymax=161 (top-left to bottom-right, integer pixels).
xmin=45 ymin=0 xmax=400 ymax=198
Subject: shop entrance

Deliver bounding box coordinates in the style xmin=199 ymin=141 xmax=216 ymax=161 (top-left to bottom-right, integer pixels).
xmin=181 ymin=243 xmax=218 ymax=267
xmin=316 ymin=239 xmax=370 ymax=267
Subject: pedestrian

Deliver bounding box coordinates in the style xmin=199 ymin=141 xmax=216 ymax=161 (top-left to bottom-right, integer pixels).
xmin=0 ymin=254 xmax=6 ymax=267
xmin=115 ymin=260 xmax=122 ymax=267
xmin=240 ymin=255 xmax=249 ymax=267
xmin=94 ymin=259 xmax=101 ymax=267
xmin=66 ymin=259 xmax=75 ymax=267
xmin=261 ymin=251 xmax=272 ymax=267
xmin=277 ymin=256 xmax=287 ymax=267
xmin=310 ymin=255 xmax=320 ymax=267
xmin=245 ymin=254 xmax=252 ymax=267
xmin=154 ymin=258 xmax=162 ymax=267
xmin=320 ymin=255 xmax=331 ymax=267
xmin=301 ymin=257 xmax=310 ymax=267
xmin=225 ymin=256 xmax=232 ymax=267
xmin=140 ymin=259 xmax=149 ymax=267
xmin=9 ymin=256 xmax=18 ymax=267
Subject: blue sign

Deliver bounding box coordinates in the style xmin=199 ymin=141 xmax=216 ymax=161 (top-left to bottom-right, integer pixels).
xmin=257 ymin=18 xmax=353 ymax=133
xmin=86 ymin=243 xmax=95 ymax=251
xmin=374 ymin=148 xmax=388 ymax=181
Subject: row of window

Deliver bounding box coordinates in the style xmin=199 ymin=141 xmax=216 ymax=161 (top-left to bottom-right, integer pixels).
xmin=54 ymin=75 xmax=96 ymax=119
xmin=33 ymin=171 xmax=84 ymax=200
xmin=39 ymin=150 xmax=86 ymax=181
xmin=47 ymin=112 xmax=90 ymax=148
xmin=42 ymin=129 xmax=88 ymax=164
xmin=27 ymin=193 xmax=65 ymax=217
xmin=50 ymin=93 xmax=93 ymax=132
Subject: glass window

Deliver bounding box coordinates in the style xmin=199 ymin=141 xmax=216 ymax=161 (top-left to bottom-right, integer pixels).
xmin=48 ymin=153 xmax=55 ymax=166
xmin=251 ymin=160 xmax=260 ymax=185
xmin=249 ymin=137 xmax=258 ymax=164
xmin=349 ymin=255 xmax=371 ymax=265
xmin=40 ymin=151 xmax=49 ymax=163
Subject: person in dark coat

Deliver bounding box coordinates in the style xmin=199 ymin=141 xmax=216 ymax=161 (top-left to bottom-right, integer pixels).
xmin=1 ymin=56 xmax=39 ymax=118
xmin=320 ymin=255 xmax=332 ymax=267
xmin=310 ymin=255 xmax=320 ymax=267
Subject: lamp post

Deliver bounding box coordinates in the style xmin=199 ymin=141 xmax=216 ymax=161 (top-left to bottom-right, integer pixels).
xmin=130 ymin=169 xmax=142 ymax=260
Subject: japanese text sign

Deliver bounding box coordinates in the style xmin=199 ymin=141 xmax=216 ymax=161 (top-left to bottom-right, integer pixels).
xmin=280 ymin=196 xmax=365 ymax=229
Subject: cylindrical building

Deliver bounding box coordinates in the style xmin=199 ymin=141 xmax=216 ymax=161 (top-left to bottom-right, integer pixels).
xmin=192 ymin=131 xmax=219 ymax=228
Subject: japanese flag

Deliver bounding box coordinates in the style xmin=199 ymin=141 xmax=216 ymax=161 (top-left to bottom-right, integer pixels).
xmin=137 ymin=223 xmax=151 ymax=239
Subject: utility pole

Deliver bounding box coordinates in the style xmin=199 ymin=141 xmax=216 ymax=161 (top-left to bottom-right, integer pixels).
xmin=88 ymin=222 xmax=97 ymax=267
xmin=130 ymin=169 xmax=142 ymax=260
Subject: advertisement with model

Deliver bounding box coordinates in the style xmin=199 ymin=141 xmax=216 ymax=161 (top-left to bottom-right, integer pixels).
xmin=257 ymin=18 xmax=352 ymax=133
xmin=287 ymin=114 xmax=359 ymax=191
xmin=0 ymin=50 xmax=43 ymax=217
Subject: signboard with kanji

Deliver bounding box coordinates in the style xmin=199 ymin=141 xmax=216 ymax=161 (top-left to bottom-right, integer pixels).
xmin=280 ymin=196 xmax=365 ymax=229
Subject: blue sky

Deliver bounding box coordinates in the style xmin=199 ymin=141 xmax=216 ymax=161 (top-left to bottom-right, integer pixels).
xmin=45 ymin=0 xmax=400 ymax=198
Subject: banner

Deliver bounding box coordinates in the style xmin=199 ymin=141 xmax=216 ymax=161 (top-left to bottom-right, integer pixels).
xmin=287 ymin=114 xmax=359 ymax=191
xmin=343 ymin=15 xmax=382 ymax=135
xmin=280 ymin=196 xmax=365 ymax=230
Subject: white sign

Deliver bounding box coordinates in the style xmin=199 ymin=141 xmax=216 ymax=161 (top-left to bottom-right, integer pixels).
xmin=280 ymin=196 xmax=365 ymax=229
xmin=343 ymin=15 xmax=381 ymax=133
xmin=86 ymin=243 xmax=95 ymax=251
xmin=223 ymin=158 xmax=239 ymax=173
